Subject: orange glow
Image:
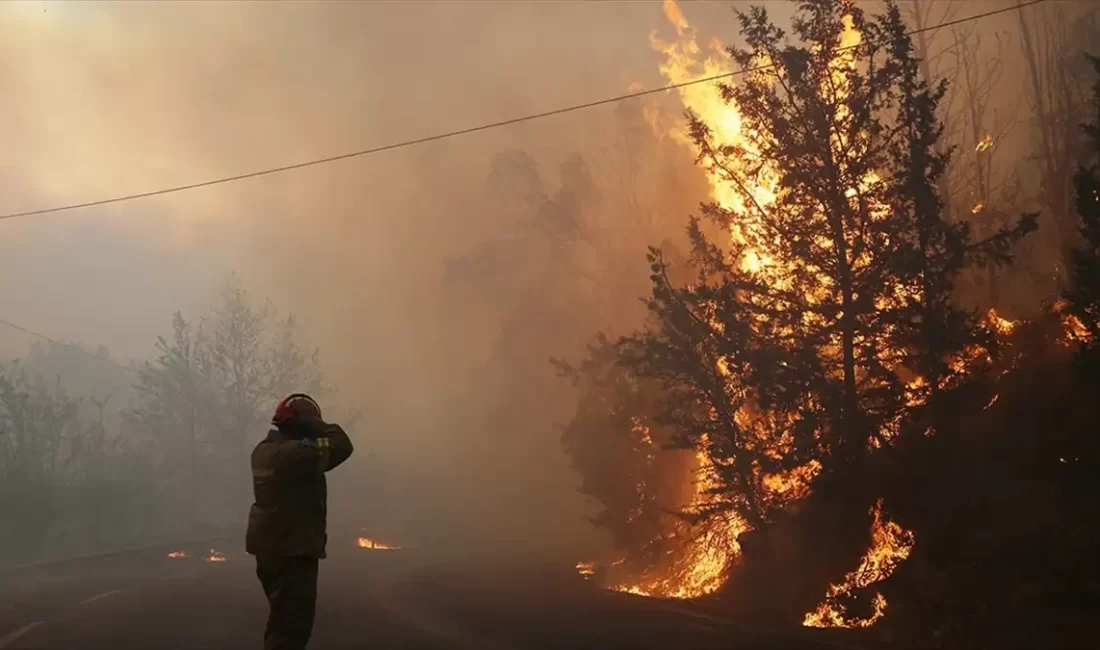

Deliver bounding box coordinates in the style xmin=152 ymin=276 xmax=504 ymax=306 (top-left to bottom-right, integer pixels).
xmin=972 ymin=202 xmax=985 ymax=214
xmin=205 ymin=549 xmax=227 ymax=563
xmin=975 ymin=134 xmax=995 ymax=152
xmin=1054 ymin=299 xmax=1092 ymax=343
xmin=167 ymin=550 xmax=188 ymax=559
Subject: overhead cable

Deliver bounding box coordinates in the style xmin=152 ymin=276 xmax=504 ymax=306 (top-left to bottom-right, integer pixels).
xmin=0 ymin=0 xmax=1047 ymax=223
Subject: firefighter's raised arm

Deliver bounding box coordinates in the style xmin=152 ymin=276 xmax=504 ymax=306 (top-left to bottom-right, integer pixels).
xmin=318 ymin=423 xmax=354 ymax=471
xmin=258 ymin=394 xmax=356 ymax=479
xmin=266 ymin=423 xmax=353 ymax=476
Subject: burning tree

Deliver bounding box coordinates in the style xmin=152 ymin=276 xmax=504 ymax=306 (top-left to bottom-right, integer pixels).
xmin=558 ymin=336 xmax=700 ymax=590
xmin=565 ymin=0 xmax=1033 ymax=602
xmin=1064 ymin=54 xmax=1100 ymax=372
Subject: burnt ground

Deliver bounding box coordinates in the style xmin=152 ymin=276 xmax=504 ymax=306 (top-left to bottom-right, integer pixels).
xmin=0 ymin=541 xmax=874 ymax=650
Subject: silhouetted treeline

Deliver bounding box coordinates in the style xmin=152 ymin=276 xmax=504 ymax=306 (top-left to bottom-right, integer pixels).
xmin=0 ymin=275 xmax=322 ymax=566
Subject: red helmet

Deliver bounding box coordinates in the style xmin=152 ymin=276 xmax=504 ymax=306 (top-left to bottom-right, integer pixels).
xmin=272 ymin=393 xmax=322 ymax=426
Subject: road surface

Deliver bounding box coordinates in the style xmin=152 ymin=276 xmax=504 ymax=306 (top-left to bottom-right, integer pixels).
xmin=0 ymin=542 xmax=864 ymax=649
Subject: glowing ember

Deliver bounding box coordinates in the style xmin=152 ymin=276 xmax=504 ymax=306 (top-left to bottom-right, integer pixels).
xmin=1054 ymin=300 xmax=1092 ymax=343
xmin=972 ymin=202 xmax=985 ymax=214
xmin=167 ymin=551 xmax=188 ymax=559
xmin=975 ymin=134 xmax=995 ymax=152
xmin=803 ymin=499 xmax=914 ymax=628
xmin=983 ymin=393 xmax=1000 ymax=410
xmin=357 ymin=537 xmax=400 ymax=550
xmin=985 ymin=308 xmax=1019 ymax=336
xmin=205 ymin=549 xmax=227 ymax=563
xmin=614 ymin=469 xmax=747 ymax=598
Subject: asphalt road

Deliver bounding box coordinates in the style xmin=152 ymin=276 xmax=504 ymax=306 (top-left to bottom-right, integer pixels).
xmin=0 ymin=542 xmax=865 ymax=650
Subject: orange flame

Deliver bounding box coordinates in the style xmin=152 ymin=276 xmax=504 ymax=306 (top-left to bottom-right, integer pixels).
xmin=803 ymin=499 xmax=914 ymax=628
xmin=975 ymin=134 xmax=995 ymax=152
xmin=1054 ymin=299 xmax=1092 ymax=343
xmin=581 ymin=0 xmax=863 ymax=602
xmin=985 ymin=308 xmax=1018 ymax=336
xmin=576 ymin=561 xmax=597 ymax=579
xmin=357 ymin=537 xmax=400 ymax=550
xmin=205 ymin=549 xmax=227 ymax=563
xmin=167 ymin=550 xmax=188 ymax=559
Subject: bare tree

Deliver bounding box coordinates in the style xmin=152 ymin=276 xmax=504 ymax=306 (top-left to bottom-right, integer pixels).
xmin=906 ymin=0 xmax=964 ymax=212
xmin=0 ymin=365 xmax=80 ymax=560
xmin=949 ymin=23 xmax=1026 ymax=308
xmin=1015 ymin=0 xmax=1097 ymax=284
xmin=127 ymin=275 xmax=323 ymax=530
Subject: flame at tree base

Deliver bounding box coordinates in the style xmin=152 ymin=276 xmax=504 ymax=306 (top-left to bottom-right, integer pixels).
xmin=609 ymin=513 xmax=745 ymax=599
xmin=588 ymin=443 xmax=748 ymax=599
xmin=803 ymin=499 xmax=914 ymax=628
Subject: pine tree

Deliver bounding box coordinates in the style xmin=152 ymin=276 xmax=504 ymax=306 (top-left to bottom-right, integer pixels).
xmin=557 ymin=337 xmax=668 ymax=553
xmin=596 ymin=0 xmax=1033 ymax=529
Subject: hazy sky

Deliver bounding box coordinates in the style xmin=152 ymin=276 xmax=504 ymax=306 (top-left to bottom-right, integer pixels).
xmin=0 ymin=0 xmax=1025 ymax=360
xmin=1 ymin=0 xmax=706 ymax=356
xmin=0 ymin=0 xmax=721 ymax=554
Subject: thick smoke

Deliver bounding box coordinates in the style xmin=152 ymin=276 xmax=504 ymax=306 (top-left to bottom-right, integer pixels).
xmin=0 ymin=1 xmax=723 ymax=561
xmin=1 ymin=1 xmax=1094 ymax=565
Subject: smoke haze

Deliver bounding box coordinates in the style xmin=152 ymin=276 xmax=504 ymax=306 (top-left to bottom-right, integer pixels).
xmin=0 ymin=0 xmax=1096 ymax=563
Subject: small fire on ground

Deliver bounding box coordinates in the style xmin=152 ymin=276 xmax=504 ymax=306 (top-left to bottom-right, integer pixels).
xmin=167 ymin=551 xmax=188 ymax=559
xmin=206 ymin=549 xmax=228 ymax=562
xmin=357 ymin=537 xmax=400 ymax=550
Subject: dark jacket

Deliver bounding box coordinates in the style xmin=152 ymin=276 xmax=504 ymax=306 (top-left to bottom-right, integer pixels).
xmin=245 ymin=422 xmax=354 ymax=559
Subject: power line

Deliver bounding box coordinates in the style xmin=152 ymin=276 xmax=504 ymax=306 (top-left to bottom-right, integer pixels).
xmin=0 ymin=317 xmax=138 ymax=375
xmin=0 ymin=0 xmax=1047 ymax=224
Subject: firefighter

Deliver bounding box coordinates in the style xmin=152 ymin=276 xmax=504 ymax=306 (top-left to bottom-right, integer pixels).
xmin=246 ymin=393 xmax=354 ymax=650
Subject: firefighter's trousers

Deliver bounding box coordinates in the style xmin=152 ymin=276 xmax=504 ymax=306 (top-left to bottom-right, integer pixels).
xmin=256 ymin=555 xmax=319 ymax=650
